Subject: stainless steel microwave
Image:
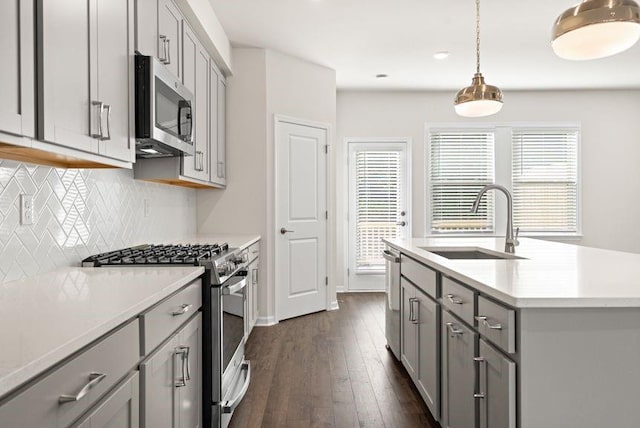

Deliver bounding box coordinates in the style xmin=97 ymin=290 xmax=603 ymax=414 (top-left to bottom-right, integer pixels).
xmin=134 ymin=55 xmax=194 ymax=158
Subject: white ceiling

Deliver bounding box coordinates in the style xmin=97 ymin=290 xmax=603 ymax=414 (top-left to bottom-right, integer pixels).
xmin=209 ymin=0 xmax=640 ymax=90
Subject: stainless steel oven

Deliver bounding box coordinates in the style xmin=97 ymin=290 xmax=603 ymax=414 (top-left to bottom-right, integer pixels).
xmin=134 ymin=55 xmax=195 ymax=158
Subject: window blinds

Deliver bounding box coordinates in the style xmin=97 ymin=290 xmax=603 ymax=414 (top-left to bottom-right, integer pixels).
xmin=355 ymin=150 xmax=402 ymax=271
xmin=429 ymin=131 xmax=495 ymax=233
xmin=512 ymin=129 xmax=579 ymax=233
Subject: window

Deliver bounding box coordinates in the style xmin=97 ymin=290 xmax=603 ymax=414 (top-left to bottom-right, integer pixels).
xmin=512 ymin=128 xmax=579 ymax=233
xmin=355 ymin=150 xmax=404 ymax=272
xmin=426 ymin=124 xmax=580 ymax=236
xmin=428 ymin=130 xmax=495 ymax=233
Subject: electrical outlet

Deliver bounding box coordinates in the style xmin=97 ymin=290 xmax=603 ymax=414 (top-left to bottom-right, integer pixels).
xmin=143 ymin=198 xmax=150 ymax=218
xmin=20 ymin=194 xmax=34 ymax=226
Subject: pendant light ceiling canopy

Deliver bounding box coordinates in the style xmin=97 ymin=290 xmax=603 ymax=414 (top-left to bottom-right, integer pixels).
xmin=552 ymin=0 xmax=640 ymax=60
xmin=454 ymin=0 xmax=503 ymax=118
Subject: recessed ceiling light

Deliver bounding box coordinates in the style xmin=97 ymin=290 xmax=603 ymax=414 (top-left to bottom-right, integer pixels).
xmin=376 ymin=74 xmax=388 ymax=78
xmin=433 ymin=51 xmax=450 ymax=60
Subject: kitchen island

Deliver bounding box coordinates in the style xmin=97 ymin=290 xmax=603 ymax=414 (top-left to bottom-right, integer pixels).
xmin=384 ymin=237 xmax=640 ymax=428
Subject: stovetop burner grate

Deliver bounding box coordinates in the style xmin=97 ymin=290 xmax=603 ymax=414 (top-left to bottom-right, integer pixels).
xmin=83 ymin=243 xmax=230 ymax=267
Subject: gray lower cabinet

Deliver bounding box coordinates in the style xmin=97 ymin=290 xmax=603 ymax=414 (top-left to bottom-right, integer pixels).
xmin=401 ymin=278 xmax=440 ymax=419
xmin=442 ymin=311 xmax=477 ymax=428
xmin=477 ymin=339 xmax=516 ymax=428
xmin=141 ymin=313 xmax=202 ymax=428
xmin=0 ymin=0 xmax=35 ymax=138
xmin=38 ymin=0 xmax=134 ymax=163
xmin=74 ymin=372 xmax=140 ymax=428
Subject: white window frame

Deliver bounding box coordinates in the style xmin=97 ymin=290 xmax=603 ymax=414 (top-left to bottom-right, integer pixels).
xmin=425 ymin=122 xmax=582 ymax=239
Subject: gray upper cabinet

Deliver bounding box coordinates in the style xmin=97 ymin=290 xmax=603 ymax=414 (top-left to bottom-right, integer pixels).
xmin=214 ymin=75 xmax=227 ymax=186
xmin=0 ymin=0 xmax=35 ymax=138
xmin=158 ymin=0 xmax=182 ymax=81
xmin=182 ymin=23 xmax=210 ymax=183
xmin=39 ymin=0 xmax=134 ymax=163
xmin=73 ymin=372 xmax=140 ymax=428
xmin=442 ymin=311 xmax=477 ymax=428
xmin=477 ymin=339 xmax=516 ymax=428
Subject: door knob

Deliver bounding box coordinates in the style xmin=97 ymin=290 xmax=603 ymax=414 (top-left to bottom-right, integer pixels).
xmin=396 ymin=221 xmax=406 ymax=227
xmin=280 ymin=227 xmax=295 ymax=235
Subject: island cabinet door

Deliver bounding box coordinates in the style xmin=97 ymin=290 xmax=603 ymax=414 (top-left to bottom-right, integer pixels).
xmin=442 ymin=311 xmax=477 ymax=428
xmin=416 ymin=289 xmax=440 ymax=420
xmin=74 ymin=372 xmax=140 ymax=428
xmin=401 ymin=278 xmax=418 ymax=379
xmin=176 ymin=314 xmax=202 ymax=428
xmin=477 ymin=339 xmax=516 ymax=428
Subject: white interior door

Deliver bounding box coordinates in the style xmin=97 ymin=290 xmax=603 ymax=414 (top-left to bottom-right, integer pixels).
xmin=347 ymin=141 xmax=410 ymax=291
xmin=276 ymin=118 xmax=328 ymax=321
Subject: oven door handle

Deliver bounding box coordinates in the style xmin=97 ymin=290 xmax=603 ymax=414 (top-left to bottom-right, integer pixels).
xmin=223 ymin=276 xmax=248 ymax=295
xmin=221 ymin=362 xmax=251 ymax=414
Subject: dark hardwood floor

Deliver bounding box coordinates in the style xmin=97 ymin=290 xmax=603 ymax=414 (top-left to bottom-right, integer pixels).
xmin=228 ymin=293 xmax=439 ymax=428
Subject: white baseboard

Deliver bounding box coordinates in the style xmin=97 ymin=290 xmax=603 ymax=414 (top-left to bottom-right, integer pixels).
xmin=329 ymin=300 xmax=340 ymax=311
xmin=255 ymin=316 xmax=278 ymax=327
xmin=337 ymin=289 xmax=386 ymax=293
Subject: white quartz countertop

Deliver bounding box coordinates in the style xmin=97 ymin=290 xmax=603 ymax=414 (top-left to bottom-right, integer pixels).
xmin=384 ymin=237 xmax=640 ymax=309
xmin=0 ymin=265 xmax=204 ymax=399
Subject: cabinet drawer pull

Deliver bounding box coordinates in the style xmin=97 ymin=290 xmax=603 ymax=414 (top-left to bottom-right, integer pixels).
xmin=59 ymin=372 xmax=107 ymax=403
xmin=171 ymin=303 xmax=194 ymax=316
xmin=446 ymin=322 xmax=464 ymax=336
xmin=446 ymin=294 xmax=464 ymax=305
xmin=476 ymin=315 xmax=503 ymax=330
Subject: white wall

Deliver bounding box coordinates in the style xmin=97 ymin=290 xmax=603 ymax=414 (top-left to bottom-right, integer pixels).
xmin=336 ymin=89 xmax=640 ymax=288
xmin=197 ymin=48 xmax=337 ymax=322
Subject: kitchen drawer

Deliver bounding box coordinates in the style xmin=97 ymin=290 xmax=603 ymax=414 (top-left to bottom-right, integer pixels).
xmin=477 ymin=295 xmax=516 ymax=354
xmin=441 ymin=276 xmax=475 ymax=326
xmin=0 ymin=320 xmax=139 ymax=428
xmin=401 ymin=254 xmax=437 ymax=298
xmin=248 ymin=240 xmax=260 ymax=263
xmin=140 ymin=279 xmax=202 ymax=355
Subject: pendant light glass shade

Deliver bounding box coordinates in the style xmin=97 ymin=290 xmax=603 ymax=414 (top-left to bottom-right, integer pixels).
xmin=454 ymin=0 xmax=503 ymax=118
xmin=454 ymin=73 xmax=503 ymax=117
xmin=552 ymin=0 xmax=640 ymax=60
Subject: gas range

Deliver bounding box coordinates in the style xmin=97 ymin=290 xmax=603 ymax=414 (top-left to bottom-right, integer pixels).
xmin=81 ymin=242 xmax=248 ymax=285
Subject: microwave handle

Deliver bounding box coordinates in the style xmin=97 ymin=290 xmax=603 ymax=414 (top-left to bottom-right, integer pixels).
xmin=177 ymin=101 xmax=193 ymax=144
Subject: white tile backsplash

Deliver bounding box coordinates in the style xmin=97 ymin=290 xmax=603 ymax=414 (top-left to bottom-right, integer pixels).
xmin=0 ymin=160 xmax=196 ymax=282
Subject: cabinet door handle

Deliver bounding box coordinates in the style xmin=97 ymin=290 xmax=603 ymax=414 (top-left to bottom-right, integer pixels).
xmin=475 ymin=315 xmax=503 ymax=330
xmin=409 ymin=298 xmax=419 ymax=324
xmin=59 ymin=372 xmax=107 ymax=403
xmin=175 ymin=346 xmax=189 ymax=387
xmin=165 ymin=38 xmax=171 ymax=65
xmin=408 ymin=296 xmax=414 ymax=322
xmin=446 ymin=322 xmax=464 ymax=336
xmin=474 ymin=356 xmax=487 ymax=399
xmin=252 ymin=268 xmax=258 ymax=284
xmin=102 ymin=104 xmax=111 ymax=141
xmin=446 ymin=294 xmax=464 ymax=305
xmin=171 ymin=303 xmax=194 ymax=316
xmin=91 ymin=101 xmax=105 ymax=139
xmin=184 ymin=346 xmax=191 ymax=381
xmin=195 ymin=151 xmax=203 ymax=171
xmin=159 ymin=35 xmax=167 ymax=62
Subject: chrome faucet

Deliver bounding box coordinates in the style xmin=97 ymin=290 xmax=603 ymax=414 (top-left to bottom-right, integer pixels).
xmin=470 ymin=184 xmax=520 ymax=254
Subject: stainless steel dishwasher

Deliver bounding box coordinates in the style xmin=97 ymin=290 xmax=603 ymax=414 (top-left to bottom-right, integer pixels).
xmin=383 ymin=245 xmax=401 ymax=359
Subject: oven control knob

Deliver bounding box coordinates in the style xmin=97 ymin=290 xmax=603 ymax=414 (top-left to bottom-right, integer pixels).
xmin=218 ymin=262 xmax=232 ymax=276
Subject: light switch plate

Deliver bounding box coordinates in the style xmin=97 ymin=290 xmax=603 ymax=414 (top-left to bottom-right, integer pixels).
xmin=20 ymin=194 xmax=34 ymax=225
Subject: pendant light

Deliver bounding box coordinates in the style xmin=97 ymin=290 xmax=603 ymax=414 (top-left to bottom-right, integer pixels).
xmin=552 ymin=0 xmax=640 ymax=60
xmin=454 ymin=0 xmax=503 ymax=118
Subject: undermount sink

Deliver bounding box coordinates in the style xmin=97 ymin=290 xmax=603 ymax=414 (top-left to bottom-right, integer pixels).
xmin=419 ymin=247 xmax=526 ymax=260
